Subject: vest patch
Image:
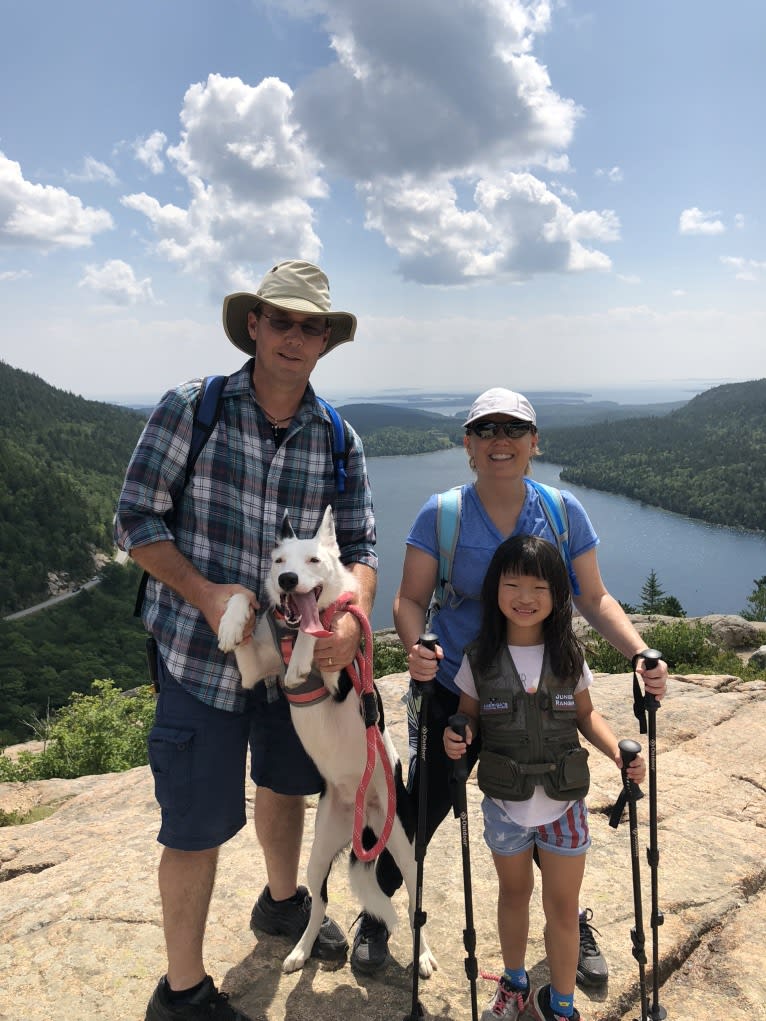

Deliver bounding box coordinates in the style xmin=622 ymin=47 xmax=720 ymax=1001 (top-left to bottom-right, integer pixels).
xmin=552 ymin=691 xmax=576 ymax=711
xmin=483 ymin=697 xmax=510 ymax=713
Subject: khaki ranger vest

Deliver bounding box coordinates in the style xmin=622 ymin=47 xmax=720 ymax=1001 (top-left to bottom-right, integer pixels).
xmin=468 ymin=642 xmax=590 ymax=802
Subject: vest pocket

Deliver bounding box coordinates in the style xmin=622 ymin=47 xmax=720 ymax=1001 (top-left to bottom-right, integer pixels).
xmin=477 ymin=748 xmax=535 ymax=801
xmin=548 ymin=745 xmax=590 ymax=799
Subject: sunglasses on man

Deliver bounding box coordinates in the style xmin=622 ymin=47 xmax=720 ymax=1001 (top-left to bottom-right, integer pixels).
xmin=260 ymin=309 xmax=328 ymax=338
xmin=466 ymin=421 xmax=535 ymax=440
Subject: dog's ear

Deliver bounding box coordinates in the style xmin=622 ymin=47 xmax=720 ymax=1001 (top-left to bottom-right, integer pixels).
xmin=281 ymin=509 xmax=297 ymax=540
xmin=316 ymin=505 xmax=338 ymax=546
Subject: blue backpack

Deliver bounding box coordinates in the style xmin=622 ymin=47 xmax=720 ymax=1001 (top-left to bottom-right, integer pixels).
xmin=431 ymin=480 xmax=580 ymax=619
xmin=134 ymin=375 xmax=350 ymax=614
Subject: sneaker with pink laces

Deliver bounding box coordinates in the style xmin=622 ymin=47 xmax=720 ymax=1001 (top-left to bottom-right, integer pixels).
xmin=480 ymin=976 xmax=528 ymax=1021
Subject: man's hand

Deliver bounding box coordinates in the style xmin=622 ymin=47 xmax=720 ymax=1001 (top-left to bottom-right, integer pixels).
xmin=313 ymin=609 xmax=363 ymax=671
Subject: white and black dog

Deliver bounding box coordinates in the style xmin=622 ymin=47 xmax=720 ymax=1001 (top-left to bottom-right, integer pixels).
xmin=218 ymin=506 xmax=437 ymax=978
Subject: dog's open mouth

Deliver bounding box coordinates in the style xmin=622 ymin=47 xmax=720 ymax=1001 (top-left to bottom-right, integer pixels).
xmin=279 ymin=587 xmax=333 ymax=637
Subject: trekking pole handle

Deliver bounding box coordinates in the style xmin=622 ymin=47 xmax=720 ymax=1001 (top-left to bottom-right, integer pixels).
xmin=448 ymin=712 xmax=470 ymax=783
xmin=635 ymin=648 xmax=662 ymax=711
xmin=619 ymin=738 xmax=644 ymax=800
xmin=414 ymin=632 xmax=439 ymax=698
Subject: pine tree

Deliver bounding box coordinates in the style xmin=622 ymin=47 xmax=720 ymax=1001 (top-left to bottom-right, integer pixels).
xmin=640 ymin=569 xmax=666 ymax=615
xmin=742 ymin=576 xmax=766 ymax=622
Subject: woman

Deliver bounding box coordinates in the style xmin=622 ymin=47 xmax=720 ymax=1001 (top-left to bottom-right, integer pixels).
xmin=349 ymin=387 xmax=667 ymax=978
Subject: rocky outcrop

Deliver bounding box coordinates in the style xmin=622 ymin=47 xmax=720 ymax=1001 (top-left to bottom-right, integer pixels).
xmin=1 ymin=670 xmax=765 ymax=1021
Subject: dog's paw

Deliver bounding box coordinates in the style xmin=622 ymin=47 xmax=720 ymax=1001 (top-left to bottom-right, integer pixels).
xmin=218 ymin=593 xmax=252 ymax=652
xmin=418 ymin=947 xmax=438 ymax=979
xmin=282 ymin=946 xmax=308 ymax=974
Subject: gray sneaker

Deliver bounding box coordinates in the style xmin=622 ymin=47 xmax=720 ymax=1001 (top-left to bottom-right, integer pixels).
xmin=350 ymin=912 xmax=391 ymax=973
xmin=249 ymin=884 xmax=348 ymax=961
xmin=576 ymin=907 xmax=608 ymax=987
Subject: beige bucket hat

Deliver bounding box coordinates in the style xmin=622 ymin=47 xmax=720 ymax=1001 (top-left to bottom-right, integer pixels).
xmin=222 ymin=260 xmax=357 ymax=358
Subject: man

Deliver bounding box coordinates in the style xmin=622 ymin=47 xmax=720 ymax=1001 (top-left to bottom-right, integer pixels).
xmin=115 ymin=261 xmax=377 ymax=1021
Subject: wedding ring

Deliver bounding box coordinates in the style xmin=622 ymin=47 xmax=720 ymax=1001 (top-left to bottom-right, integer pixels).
xmin=328 ymin=657 xmax=333 ymax=666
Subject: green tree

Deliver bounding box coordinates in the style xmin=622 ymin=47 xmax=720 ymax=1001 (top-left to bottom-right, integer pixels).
xmin=640 ymin=569 xmax=666 ymax=614
xmin=741 ymin=576 xmax=766 ymax=622
xmin=657 ymin=595 xmax=686 ymax=618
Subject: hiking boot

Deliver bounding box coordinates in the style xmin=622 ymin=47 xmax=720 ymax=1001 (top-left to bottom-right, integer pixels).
xmin=349 ymin=912 xmax=391 ymax=973
xmin=576 ymin=907 xmax=608 ymax=987
xmin=481 ymin=975 xmax=528 ymax=1020
xmin=145 ymin=976 xmax=258 ymax=1020
xmin=522 ymin=984 xmax=580 ymax=1021
xmin=249 ymin=884 xmax=348 ymax=960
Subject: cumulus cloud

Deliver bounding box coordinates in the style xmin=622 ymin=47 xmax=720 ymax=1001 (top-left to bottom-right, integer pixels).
xmin=679 ymin=207 xmax=725 ymax=235
xmin=121 ymin=74 xmax=324 ymax=292
xmin=78 ymin=258 xmax=154 ymax=304
xmin=0 ymin=268 xmax=31 ymax=282
xmin=121 ymin=2 xmax=620 ymax=288
xmin=362 ymin=171 xmax=618 ymax=283
xmin=133 ymin=131 xmax=168 ymax=174
xmin=0 ymin=152 xmax=113 ymax=248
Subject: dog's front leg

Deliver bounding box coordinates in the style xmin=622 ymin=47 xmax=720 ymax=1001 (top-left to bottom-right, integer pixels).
xmin=283 ymin=630 xmax=316 ymax=688
xmin=218 ymin=596 xmax=282 ymax=688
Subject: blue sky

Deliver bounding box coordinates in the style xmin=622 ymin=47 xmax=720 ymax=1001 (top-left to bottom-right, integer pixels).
xmin=1 ymin=0 xmax=763 ymax=404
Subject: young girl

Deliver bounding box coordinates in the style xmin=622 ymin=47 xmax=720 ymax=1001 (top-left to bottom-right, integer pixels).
xmin=444 ymin=535 xmax=646 ymax=1021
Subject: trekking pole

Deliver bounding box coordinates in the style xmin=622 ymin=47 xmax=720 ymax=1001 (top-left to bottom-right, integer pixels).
xmin=609 ymin=738 xmax=648 ymax=1021
xmin=448 ymin=712 xmax=479 ymax=1021
xmin=633 ymin=649 xmax=667 ymax=1021
xmin=404 ymin=633 xmax=439 ymax=1021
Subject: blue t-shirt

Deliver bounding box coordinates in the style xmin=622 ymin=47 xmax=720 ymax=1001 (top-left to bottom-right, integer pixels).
xmin=406 ymin=479 xmax=599 ymax=693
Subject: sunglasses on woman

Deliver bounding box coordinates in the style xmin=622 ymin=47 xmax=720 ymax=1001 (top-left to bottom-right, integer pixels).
xmin=466 ymin=421 xmax=535 ymax=440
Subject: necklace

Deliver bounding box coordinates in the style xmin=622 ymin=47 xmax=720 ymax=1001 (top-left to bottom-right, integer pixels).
xmin=260 ymin=407 xmax=293 ymax=426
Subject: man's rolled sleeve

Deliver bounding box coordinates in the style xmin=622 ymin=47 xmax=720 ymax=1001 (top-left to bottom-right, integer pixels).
xmin=114 ymin=386 xmax=197 ymax=553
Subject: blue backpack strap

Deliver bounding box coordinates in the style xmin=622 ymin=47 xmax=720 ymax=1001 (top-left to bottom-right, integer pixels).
xmin=315 ymin=395 xmax=349 ymax=493
xmin=134 ymin=375 xmax=228 ymax=617
xmin=433 ymin=486 xmax=462 ymax=610
xmin=527 ymin=479 xmax=580 ymax=595
xmin=182 ymin=375 xmax=228 ymax=492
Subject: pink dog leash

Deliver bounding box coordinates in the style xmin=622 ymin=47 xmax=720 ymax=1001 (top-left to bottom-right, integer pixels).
xmin=321 ymin=594 xmax=397 ymax=863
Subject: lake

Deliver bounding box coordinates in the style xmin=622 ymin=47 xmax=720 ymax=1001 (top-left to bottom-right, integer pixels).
xmin=364 ymin=447 xmax=766 ymax=631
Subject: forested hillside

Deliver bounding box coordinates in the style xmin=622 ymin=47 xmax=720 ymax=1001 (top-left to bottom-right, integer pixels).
xmin=0 ymin=361 xmax=146 ymax=612
xmin=540 ymin=378 xmax=766 ymax=532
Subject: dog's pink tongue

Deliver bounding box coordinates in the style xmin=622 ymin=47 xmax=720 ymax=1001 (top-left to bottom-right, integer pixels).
xmin=293 ymin=591 xmax=333 ymax=637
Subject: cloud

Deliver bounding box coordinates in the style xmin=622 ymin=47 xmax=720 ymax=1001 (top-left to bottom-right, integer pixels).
xmin=121 ymin=74 xmax=325 ymax=293
xmin=0 ymin=268 xmax=31 ymax=282
xmin=133 ymin=131 xmax=168 ymax=174
xmin=119 ymin=4 xmax=621 ymax=288
xmin=362 ymin=171 xmax=618 ymax=283
xmin=720 ymin=255 xmax=766 ymax=281
xmin=78 ymin=259 xmax=154 ymax=304
xmin=0 ymin=152 xmax=113 ymax=249
xmin=293 ymin=0 xmax=576 ymax=178
xmin=679 ymin=207 xmax=725 ymax=235
xmin=734 ymin=213 xmax=745 ymax=230
xmin=595 ymin=166 xmax=623 ymax=183
xmin=68 ymin=156 xmax=119 ymax=185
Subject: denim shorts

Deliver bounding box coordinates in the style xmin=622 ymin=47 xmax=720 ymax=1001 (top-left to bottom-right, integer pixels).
xmin=147 ymin=656 xmax=323 ymax=851
xmin=482 ymin=795 xmax=591 ymax=858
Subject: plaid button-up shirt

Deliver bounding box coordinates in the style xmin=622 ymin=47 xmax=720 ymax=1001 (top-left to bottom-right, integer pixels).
xmin=114 ymin=360 xmax=377 ymax=712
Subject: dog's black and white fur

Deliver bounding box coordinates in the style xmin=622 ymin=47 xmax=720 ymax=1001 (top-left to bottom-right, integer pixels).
xmin=218 ymin=506 xmax=437 ymax=977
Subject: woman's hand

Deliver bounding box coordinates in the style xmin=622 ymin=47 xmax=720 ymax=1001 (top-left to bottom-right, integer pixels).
xmin=636 ymin=655 xmax=668 ymax=700
xmin=408 ymin=640 xmax=443 ymax=683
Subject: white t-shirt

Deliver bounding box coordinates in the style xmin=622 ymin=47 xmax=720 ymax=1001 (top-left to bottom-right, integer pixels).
xmin=454 ymin=644 xmax=593 ymax=827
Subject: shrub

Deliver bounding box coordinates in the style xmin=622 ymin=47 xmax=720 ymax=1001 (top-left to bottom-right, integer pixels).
xmin=372 ymin=636 xmax=408 ymax=677
xmin=0 ymin=680 xmax=155 ymax=782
